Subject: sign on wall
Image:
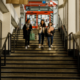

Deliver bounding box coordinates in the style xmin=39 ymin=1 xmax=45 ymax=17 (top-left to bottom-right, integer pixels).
xmin=42 ymin=0 xmax=46 ymax=4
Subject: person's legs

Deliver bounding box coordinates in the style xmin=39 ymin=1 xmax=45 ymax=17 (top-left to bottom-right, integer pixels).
xmin=39 ymin=33 xmax=41 ymax=44
xmin=28 ymin=35 xmax=30 ymax=45
xmin=51 ymin=36 xmax=53 ymax=47
xmin=51 ymin=36 xmax=53 ymax=45
xmin=27 ymin=34 xmax=30 ymax=47
xmin=39 ymin=33 xmax=42 ymax=48
xmin=25 ymin=39 xmax=27 ymax=46
xmin=25 ymin=38 xmax=28 ymax=49
xmin=47 ymin=37 xmax=50 ymax=48
xmin=42 ymin=33 xmax=44 ymax=45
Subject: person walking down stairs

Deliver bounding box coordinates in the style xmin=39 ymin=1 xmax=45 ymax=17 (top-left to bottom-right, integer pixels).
xmin=38 ymin=19 xmax=46 ymax=48
xmin=23 ymin=19 xmax=32 ymax=49
xmin=47 ymin=22 xmax=55 ymax=50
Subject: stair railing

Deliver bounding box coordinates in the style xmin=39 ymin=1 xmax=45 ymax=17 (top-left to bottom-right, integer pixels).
xmin=59 ymin=25 xmax=68 ymax=50
xmin=0 ymin=27 xmax=20 ymax=80
xmin=58 ymin=16 xmax=80 ymax=73
xmin=11 ymin=27 xmax=20 ymax=53
xmin=68 ymin=32 xmax=80 ymax=73
xmin=0 ymin=33 xmax=11 ymax=80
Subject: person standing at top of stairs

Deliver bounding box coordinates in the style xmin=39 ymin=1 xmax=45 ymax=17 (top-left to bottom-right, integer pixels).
xmin=23 ymin=19 xmax=32 ymax=49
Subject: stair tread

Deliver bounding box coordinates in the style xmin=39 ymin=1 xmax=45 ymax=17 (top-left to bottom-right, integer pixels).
xmin=1 ymin=73 xmax=80 ymax=77
xmin=1 ymin=69 xmax=78 ymax=72
xmin=1 ymin=65 xmax=77 ymax=68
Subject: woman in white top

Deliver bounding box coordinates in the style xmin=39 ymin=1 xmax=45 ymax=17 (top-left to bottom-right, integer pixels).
xmin=38 ymin=20 xmax=46 ymax=48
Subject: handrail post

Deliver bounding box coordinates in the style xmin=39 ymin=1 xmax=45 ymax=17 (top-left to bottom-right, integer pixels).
xmin=73 ymin=38 xmax=75 ymax=58
xmin=14 ymin=34 xmax=15 ymax=53
xmin=4 ymin=44 xmax=6 ymax=66
xmin=69 ymin=35 xmax=70 ymax=50
xmin=8 ymin=34 xmax=10 ymax=55
xmin=78 ymin=51 xmax=80 ymax=73
xmin=10 ymin=34 xmax=11 ymax=52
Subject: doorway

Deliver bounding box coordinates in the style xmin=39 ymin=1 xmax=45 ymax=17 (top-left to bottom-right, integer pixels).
xmin=0 ymin=21 xmax=2 ymax=49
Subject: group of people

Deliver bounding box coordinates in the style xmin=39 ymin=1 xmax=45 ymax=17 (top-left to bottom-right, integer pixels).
xmin=23 ymin=19 xmax=55 ymax=50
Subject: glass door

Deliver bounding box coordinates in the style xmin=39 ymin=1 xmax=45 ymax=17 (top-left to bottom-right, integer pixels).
xmin=27 ymin=15 xmax=36 ymax=26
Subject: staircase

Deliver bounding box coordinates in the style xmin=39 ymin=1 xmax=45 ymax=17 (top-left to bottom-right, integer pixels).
xmin=1 ymin=29 xmax=80 ymax=80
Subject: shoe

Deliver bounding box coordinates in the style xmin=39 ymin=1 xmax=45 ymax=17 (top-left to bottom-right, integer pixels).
xmin=39 ymin=46 xmax=41 ymax=48
xmin=25 ymin=46 xmax=27 ymax=49
xmin=49 ymin=48 xmax=51 ymax=50
xmin=51 ymin=45 xmax=53 ymax=47
xmin=28 ymin=45 xmax=30 ymax=48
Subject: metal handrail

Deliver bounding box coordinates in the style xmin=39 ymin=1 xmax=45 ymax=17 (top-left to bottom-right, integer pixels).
xmin=11 ymin=27 xmax=20 ymax=53
xmin=60 ymin=25 xmax=80 ymax=72
xmin=0 ymin=32 xmax=11 ymax=80
xmin=68 ymin=32 xmax=80 ymax=72
xmin=0 ymin=27 xmax=20 ymax=79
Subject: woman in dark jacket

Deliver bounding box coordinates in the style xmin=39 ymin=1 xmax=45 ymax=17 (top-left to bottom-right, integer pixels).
xmin=23 ymin=19 xmax=32 ymax=49
xmin=47 ymin=22 xmax=55 ymax=50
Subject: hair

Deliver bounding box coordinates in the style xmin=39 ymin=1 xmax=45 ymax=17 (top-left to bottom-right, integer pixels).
xmin=48 ymin=22 xmax=53 ymax=27
xmin=26 ymin=19 xmax=30 ymax=23
xmin=40 ymin=19 xmax=46 ymax=27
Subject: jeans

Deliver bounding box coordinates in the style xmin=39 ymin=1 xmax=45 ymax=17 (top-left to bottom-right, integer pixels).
xmin=39 ymin=33 xmax=44 ymax=45
xmin=25 ymin=35 xmax=30 ymax=46
xmin=47 ymin=36 xmax=53 ymax=48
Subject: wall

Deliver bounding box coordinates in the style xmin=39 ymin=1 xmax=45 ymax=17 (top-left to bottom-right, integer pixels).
xmin=58 ymin=0 xmax=63 ymax=24
xmin=58 ymin=0 xmax=77 ymax=50
xmin=0 ymin=11 xmax=3 ymax=21
xmin=68 ymin=0 xmax=76 ymax=34
xmin=13 ymin=4 xmax=20 ymax=18
xmin=53 ymin=0 xmax=58 ymax=29
xmin=53 ymin=6 xmax=58 ymax=28
xmin=21 ymin=13 xmax=25 ymax=29
xmin=2 ymin=12 xmax=11 ymax=49
xmin=59 ymin=0 xmax=76 ymax=33
xmin=10 ymin=24 xmax=15 ymax=34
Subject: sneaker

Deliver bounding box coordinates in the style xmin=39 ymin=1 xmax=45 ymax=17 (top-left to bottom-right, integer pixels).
xmin=28 ymin=45 xmax=30 ymax=48
xmin=39 ymin=46 xmax=41 ymax=48
xmin=51 ymin=45 xmax=53 ymax=47
xmin=49 ymin=48 xmax=51 ymax=50
xmin=25 ymin=46 xmax=27 ymax=49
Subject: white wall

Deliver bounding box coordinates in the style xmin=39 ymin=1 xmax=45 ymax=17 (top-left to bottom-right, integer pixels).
xmin=21 ymin=13 xmax=25 ymax=29
xmin=68 ymin=0 xmax=76 ymax=34
xmin=13 ymin=5 xmax=20 ymax=18
xmin=0 ymin=11 xmax=3 ymax=21
xmin=10 ymin=24 xmax=15 ymax=34
xmin=2 ymin=12 xmax=11 ymax=49
xmin=58 ymin=0 xmax=63 ymax=24
xmin=53 ymin=6 xmax=58 ymax=28
xmin=2 ymin=0 xmax=19 ymax=24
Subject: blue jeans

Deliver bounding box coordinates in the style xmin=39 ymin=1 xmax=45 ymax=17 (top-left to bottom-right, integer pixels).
xmin=47 ymin=36 xmax=53 ymax=48
xmin=39 ymin=33 xmax=44 ymax=45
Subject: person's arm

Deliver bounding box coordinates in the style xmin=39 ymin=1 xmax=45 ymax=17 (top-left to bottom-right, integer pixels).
xmin=29 ymin=24 xmax=32 ymax=31
xmin=51 ymin=29 xmax=55 ymax=35
xmin=38 ymin=24 xmax=42 ymax=30
xmin=23 ymin=25 xmax=26 ymax=35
